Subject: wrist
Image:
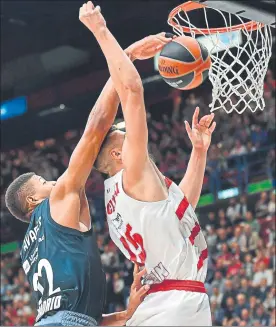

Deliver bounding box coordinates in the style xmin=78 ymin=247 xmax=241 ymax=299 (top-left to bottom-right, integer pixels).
xmin=192 ymin=147 xmax=208 ymax=157
xmin=119 ymin=310 xmax=128 ymax=325
xmin=125 ymin=47 xmax=136 ymax=62
xmin=91 ymin=25 xmax=108 ymax=40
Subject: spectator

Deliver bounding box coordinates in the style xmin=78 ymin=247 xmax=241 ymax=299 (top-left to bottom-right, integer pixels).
xmin=240 ymin=308 xmax=253 ymax=326
xmin=252 ymin=304 xmax=270 ymax=326
xmin=230 ymin=226 xmax=246 ymax=250
xmin=251 ymin=125 xmax=268 ymax=147
xmin=240 ymin=278 xmax=254 ymax=299
xmin=242 ymin=224 xmax=259 ymax=253
xmin=234 ymin=293 xmax=250 ymax=318
xmin=255 ymin=278 xmax=271 ymax=302
xmin=223 ymin=296 xmax=236 ymax=322
xmin=210 ymin=286 xmax=223 ymax=306
xmin=217 ymin=209 xmax=232 ymax=232
xmin=217 ymin=243 xmax=232 ymax=267
xmin=226 ymin=198 xmax=240 ymax=223
xmin=244 ymin=211 xmax=260 ymax=234
xmin=221 ymin=280 xmax=237 ymax=309
xmin=255 ymin=192 xmax=269 ymax=219
xmin=230 ymin=140 xmax=247 ymax=156
xmin=205 ymin=226 xmax=217 ymax=254
xmin=210 ymin=301 xmax=225 ymax=326
xmin=267 ymin=190 xmax=275 ymax=216
xmin=205 ymin=211 xmax=218 ymax=230
xmin=227 ymin=257 xmax=242 ymax=278
xmin=252 ymin=262 xmax=273 ymax=287
xmin=267 ymin=149 xmax=275 ymax=187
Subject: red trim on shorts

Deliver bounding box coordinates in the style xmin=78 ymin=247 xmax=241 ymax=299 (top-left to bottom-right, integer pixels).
xmin=147 ymin=280 xmax=206 ymax=295
xmin=164 ymin=177 xmax=173 ymax=189
xmin=189 ymin=222 xmax=201 ymax=245
xmin=197 ymin=248 xmax=208 ymax=270
xmin=175 ymin=197 xmax=189 ymax=220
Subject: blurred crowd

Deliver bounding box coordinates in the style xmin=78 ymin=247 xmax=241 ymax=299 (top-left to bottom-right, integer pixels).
xmin=0 ymin=71 xmax=275 ymax=326
xmin=1 ymin=191 xmax=275 ymax=326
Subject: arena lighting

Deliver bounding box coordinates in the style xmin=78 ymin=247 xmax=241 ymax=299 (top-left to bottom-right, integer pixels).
xmin=37 ymin=105 xmax=70 ymax=117
xmin=0 ymin=96 xmax=27 ymax=120
xmin=218 ymin=187 xmax=239 ymax=200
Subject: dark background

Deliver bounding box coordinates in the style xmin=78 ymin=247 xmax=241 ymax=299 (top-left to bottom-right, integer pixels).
xmin=1 ymin=0 xmax=275 ymax=149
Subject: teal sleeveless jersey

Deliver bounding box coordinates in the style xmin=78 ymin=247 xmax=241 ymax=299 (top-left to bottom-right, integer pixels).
xmin=20 ymin=199 xmax=106 ymax=323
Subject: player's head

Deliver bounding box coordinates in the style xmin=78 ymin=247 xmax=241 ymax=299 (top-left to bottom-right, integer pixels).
xmin=5 ymin=173 xmax=56 ymax=222
xmin=94 ymin=125 xmax=125 ymax=174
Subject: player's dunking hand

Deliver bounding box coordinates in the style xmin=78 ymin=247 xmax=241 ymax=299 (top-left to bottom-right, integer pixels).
xmin=79 ymin=1 xmax=106 ymax=35
xmin=126 ymin=32 xmax=174 ymax=60
xmin=126 ymin=264 xmax=149 ymax=320
xmin=185 ymin=107 xmax=216 ymax=152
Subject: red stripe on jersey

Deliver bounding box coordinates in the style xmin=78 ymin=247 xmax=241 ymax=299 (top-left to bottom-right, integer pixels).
xmin=120 ymin=236 xmax=136 ymax=262
xmin=147 ymin=279 xmax=206 ymax=295
xmin=175 ymin=197 xmax=189 ymax=220
xmin=165 ymin=177 xmax=173 ymax=189
xmin=189 ymin=222 xmax=201 ymax=245
xmin=197 ymin=248 xmax=208 ymax=271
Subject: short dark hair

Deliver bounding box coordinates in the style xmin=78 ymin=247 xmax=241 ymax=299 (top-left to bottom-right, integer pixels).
xmin=5 ymin=172 xmax=35 ymax=222
xmin=94 ymin=125 xmax=118 ymax=170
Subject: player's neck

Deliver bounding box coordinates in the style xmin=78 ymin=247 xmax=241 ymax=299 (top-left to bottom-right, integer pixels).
xmin=108 ymin=162 xmax=123 ymax=177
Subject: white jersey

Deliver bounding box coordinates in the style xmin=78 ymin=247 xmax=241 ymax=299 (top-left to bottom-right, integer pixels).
xmin=104 ymin=169 xmax=211 ymax=326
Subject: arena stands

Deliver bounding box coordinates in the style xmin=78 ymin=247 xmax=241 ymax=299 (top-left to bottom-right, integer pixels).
xmin=1 ymin=71 xmax=275 ymax=326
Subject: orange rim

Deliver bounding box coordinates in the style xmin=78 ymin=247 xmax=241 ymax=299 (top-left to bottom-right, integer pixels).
xmin=168 ymin=1 xmax=264 ymax=35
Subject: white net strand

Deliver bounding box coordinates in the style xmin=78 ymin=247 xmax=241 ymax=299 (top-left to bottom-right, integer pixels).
xmin=168 ymin=6 xmax=273 ymax=114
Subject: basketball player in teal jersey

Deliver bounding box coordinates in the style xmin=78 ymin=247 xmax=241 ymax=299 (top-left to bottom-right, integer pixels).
xmin=4 ymin=11 xmax=173 ymax=327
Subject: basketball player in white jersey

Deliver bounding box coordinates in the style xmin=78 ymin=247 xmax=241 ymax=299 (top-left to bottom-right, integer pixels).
xmin=80 ymin=2 xmax=216 ymax=326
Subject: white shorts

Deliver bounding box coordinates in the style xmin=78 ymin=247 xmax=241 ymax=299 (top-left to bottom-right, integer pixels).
xmin=126 ymin=290 xmax=211 ymax=326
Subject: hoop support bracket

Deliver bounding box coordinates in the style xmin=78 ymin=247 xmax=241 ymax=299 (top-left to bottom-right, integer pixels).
xmin=194 ymin=0 xmax=276 ymax=26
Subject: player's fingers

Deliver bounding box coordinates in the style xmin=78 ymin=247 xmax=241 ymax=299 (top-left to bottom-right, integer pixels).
xmin=192 ymin=107 xmax=200 ymax=128
xmin=133 ymin=263 xmax=139 ymax=277
xmin=79 ymin=6 xmax=83 ymax=17
xmin=137 ymin=284 xmax=150 ymax=298
xmin=199 ymin=115 xmax=209 ymax=126
xmin=209 ymin=121 xmax=216 ymax=133
xmin=185 ymin=121 xmax=192 ymax=138
xmin=136 ymin=267 xmax=147 ymax=280
xmin=206 ymin=113 xmax=215 ymax=127
xmin=87 ymin=1 xmax=94 ymax=11
xmin=94 ymin=5 xmax=101 ymax=14
xmin=165 ymin=32 xmax=175 ymax=39
xmin=157 ymin=35 xmax=173 ymax=43
xmin=199 ymin=113 xmax=214 ymax=128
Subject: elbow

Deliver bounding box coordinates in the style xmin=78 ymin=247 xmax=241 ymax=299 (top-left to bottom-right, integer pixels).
xmin=125 ymin=77 xmax=143 ymax=94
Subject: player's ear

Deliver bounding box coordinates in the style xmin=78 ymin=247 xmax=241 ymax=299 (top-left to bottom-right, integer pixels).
xmin=26 ymin=195 xmax=42 ymax=206
xmin=110 ymin=148 xmax=122 ymax=161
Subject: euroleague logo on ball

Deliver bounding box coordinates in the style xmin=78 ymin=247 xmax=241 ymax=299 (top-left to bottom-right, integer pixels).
xmin=158 ymin=58 xmax=179 ymax=75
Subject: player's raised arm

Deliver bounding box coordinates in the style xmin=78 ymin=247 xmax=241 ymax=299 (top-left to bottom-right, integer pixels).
xmin=80 ymin=1 xmax=172 ymax=183
xmin=179 ymin=107 xmax=216 ymax=208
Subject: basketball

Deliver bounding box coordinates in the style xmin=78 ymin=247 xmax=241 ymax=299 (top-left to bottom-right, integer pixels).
xmin=158 ymin=35 xmax=211 ymax=90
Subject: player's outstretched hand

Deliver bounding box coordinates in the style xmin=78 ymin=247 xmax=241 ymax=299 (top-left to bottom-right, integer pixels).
xmin=126 ymin=263 xmax=150 ymax=321
xmin=127 ymin=32 xmax=175 ymax=60
xmin=79 ymin=1 xmax=106 ymax=35
xmin=184 ymin=107 xmax=216 ymax=152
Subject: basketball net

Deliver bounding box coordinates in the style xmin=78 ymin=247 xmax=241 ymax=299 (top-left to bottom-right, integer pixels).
xmin=168 ymin=2 xmax=273 ymax=114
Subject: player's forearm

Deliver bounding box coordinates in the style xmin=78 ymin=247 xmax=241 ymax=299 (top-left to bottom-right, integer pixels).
xmin=85 ymin=49 xmax=135 ymax=133
xmin=100 ymin=311 xmax=127 ymax=326
xmin=179 ymin=149 xmax=207 ymax=209
xmin=93 ymin=27 xmax=142 ymax=96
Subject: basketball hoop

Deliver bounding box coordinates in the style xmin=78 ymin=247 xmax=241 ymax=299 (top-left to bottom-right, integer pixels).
xmin=168 ymin=1 xmax=274 ymax=114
